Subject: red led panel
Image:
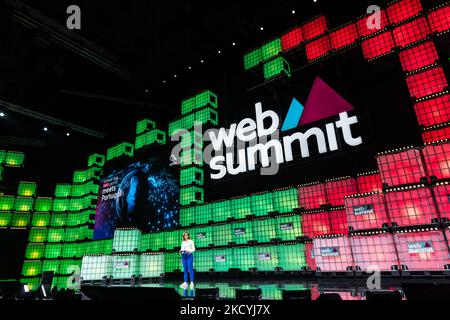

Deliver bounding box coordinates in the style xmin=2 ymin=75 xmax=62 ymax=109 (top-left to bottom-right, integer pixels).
xmin=325 ymin=177 xmax=358 ymax=207
xmin=428 ymin=5 xmax=450 ymax=34
xmin=361 ymin=31 xmax=395 ymax=60
xmin=356 ymin=172 xmax=383 ymax=193
xmin=433 ymin=183 xmax=450 ymax=221
xmin=330 ymin=23 xmax=358 ymax=50
xmin=406 ymin=67 xmax=449 ymax=99
xmin=422 ymin=125 xmax=450 ymax=143
xmin=305 ymin=35 xmax=331 ymax=61
xmin=329 ymin=209 xmax=349 ymax=235
xmin=345 ymin=193 xmax=390 ymax=231
xmin=281 ymin=27 xmax=303 ymax=51
xmin=414 ymin=94 xmax=450 ymax=127
xmin=301 ymin=211 xmax=332 ymax=238
xmin=351 ymin=234 xmax=400 ymax=271
xmin=399 ymin=41 xmax=439 ymax=73
xmin=357 ymin=10 xmax=389 ymax=37
xmin=302 ymin=16 xmax=328 ymax=41
xmin=385 ymin=186 xmax=439 ymax=227
xmin=305 ymin=242 xmax=316 ymax=270
xmin=387 ymin=0 xmax=423 ymax=25
xmin=422 ymin=141 xmax=450 ymax=181
xmin=298 ymin=183 xmax=328 ymax=210
xmin=313 ymin=236 xmax=354 ymax=272
xmin=392 ymin=17 xmax=430 ymax=48
xmin=394 ymin=230 xmax=449 ymax=271
xmin=376 ymin=148 xmax=427 ymax=187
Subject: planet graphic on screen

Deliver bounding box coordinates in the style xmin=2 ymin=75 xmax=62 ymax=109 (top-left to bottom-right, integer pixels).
xmin=115 ymin=169 xmax=150 ymax=226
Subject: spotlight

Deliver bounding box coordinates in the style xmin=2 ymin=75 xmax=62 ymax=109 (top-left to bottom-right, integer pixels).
xmin=188 ymin=66 xmax=192 ymax=70
xmin=260 ymin=27 xmax=264 ymax=31
xmin=292 ymin=10 xmax=296 ymax=14
xmin=200 ymin=59 xmax=205 ymax=63
xmin=0 ymin=112 xmax=5 ymax=117
xmin=66 ymin=132 xmax=70 ymax=137
xmin=217 ymin=50 xmax=221 ymax=54
xmin=24 ymin=285 xmax=30 ymax=293
xmin=163 ymin=80 xmax=166 ymax=84
xmin=174 ymin=74 xmax=177 ymax=78
xmin=232 ymin=42 xmax=236 ymax=46
xmin=43 ymin=127 xmax=48 ymax=132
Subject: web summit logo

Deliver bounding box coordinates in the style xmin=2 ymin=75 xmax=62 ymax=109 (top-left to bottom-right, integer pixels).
xmin=208 ymin=77 xmax=363 ymax=180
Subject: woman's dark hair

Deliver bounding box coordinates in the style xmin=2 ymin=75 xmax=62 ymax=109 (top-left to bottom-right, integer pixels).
xmin=182 ymin=232 xmax=191 ymax=240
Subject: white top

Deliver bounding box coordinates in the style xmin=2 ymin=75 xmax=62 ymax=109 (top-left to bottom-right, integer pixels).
xmin=181 ymin=239 xmax=196 ymax=253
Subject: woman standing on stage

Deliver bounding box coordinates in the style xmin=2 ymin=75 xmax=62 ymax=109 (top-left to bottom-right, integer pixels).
xmin=180 ymin=232 xmax=196 ymax=290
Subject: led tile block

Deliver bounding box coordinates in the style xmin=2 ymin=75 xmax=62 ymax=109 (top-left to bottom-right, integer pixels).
xmin=47 ymin=228 xmax=65 ymax=243
xmin=356 ymin=172 xmax=383 ymax=194
xmin=0 ymin=211 xmax=11 ymax=227
xmin=87 ymin=153 xmax=105 ymax=167
xmin=180 ymin=186 xmax=204 ymax=206
xmin=194 ymin=249 xmax=213 ymax=272
xmin=112 ymin=255 xmax=140 ymax=279
xmin=70 ymin=181 xmax=99 ymax=197
xmin=329 ymin=209 xmax=349 ymax=235
xmin=387 ymin=0 xmax=422 ymax=24
xmin=44 ymin=243 xmax=62 ymax=259
xmin=272 ymin=188 xmax=298 ymax=214
xmin=422 ymin=141 xmax=450 ymax=181
xmin=180 ymin=148 xmax=203 ymax=167
xmin=195 ymin=90 xmax=218 ymax=110
xmin=250 ymin=192 xmax=274 ymax=217
xmin=394 ymin=230 xmax=449 ymax=270
xmin=255 ymin=246 xmax=278 ymax=271
xmin=181 ymin=96 xmax=196 ymax=115
xmin=28 ymin=228 xmax=48 ymax=243
xmin=25 ymin=244 xmax=45 ymax=260
xmin=232 ymin=221 xmax=254 ymax=245
xmin=313 ymin=236 xmax=354 ymax=272
xmin=5 ymin=151 xmax=25 ymax=167
xmin=180 ymin=166 xmax=204 ymax=187
xmin=164 ymin=252 xmax=181 ymax=273
xmin=163 ymin=229 xmax=181 ymax=250
xmin=405 ymin=66 xmax=448 ymax=99
xmin=136 ymin=119 xmax=156 ymax=135
xmin=422 ymin=124 xmax=450 ymax=143
xmin=192 ymin=225 xmax=213 ymax=248
xmin=392 ymin=17 xmax=430 ymax=48
xmin=180 ymin=206 xmax=195 ymax=226
xmin=42 ymin=260 xmax=60 ymax=274
xmin=351 ymin=233 xmax=399 ymax=271
xmin=414 ymin=94 xmax=450 ymax=127
xmin=73 ymin=167 xmax=101 ymax=183
xmin=106 ymin=142 xmax=134 ymax=161
xmin=195 ymin=203 xmax=212 ymax=225
xmin=361 ymin=31 xmax=395 ymax=60
xmin=233 ymin=246 xmax=256 ymax=271
xmin=61 ymin=243 xmax=80 ymax=258
xmin=385 ymin=186 xmax=439 ymax=226
xmin=230 ymin=196 xmax=252 ymax=220
xmin=211 ymin=199 xmax=231 ymax=222
xmin=298 ymin=183 xmax=328 ymax=210
xmin=325 ymin=177 xmax=358 ymax=207
xmin=275 ymin=214 xmax=303 ymax=241
xmin=263 ymin=57 xmax=291 ymax=80
xmin=14 ymin=197 xmax=34 ymax=212
xmin=34 ymin=197 xmax=53 ymax=213
xmin=345 ymin=193 xmax=389 ymax=231
xmin=278 ymin=243 xmax=307 ymax=271
xmin=281 ymin=27 xmax=303 ymax=51
xmin=305 ymin=35 xmax=331 ymax=61
xmin=0 ymin=195 xmax=15 ymax=211
xmin=357 ymin=10 xmax=389 ymax=37
xmin=113 ymin=229 xmax=141 ymax=253
xmin=80 ymin=255 xmax=113 ymax=281
xmin=50 ymin=213 xmax=67 ymax=227
xmin=252 ymin=217 xmax=277 ymax=243
xmin=303 ymin=16 xmax=328 ymax=41
xmin=427 ymin=4 xmax=450 ymax=34
xmin=377 ymin=148 xmax=426 ymax=186
xmin=20 ymin=278 xmax=40 ymax=292
xmin=301 ymin=211 xmax=332 ymax=238
xmin=22 ymin=260 xmax=42 ymax=277
xmin=180 ymin=130 xmax=203 ymax=149
xmin=17 ymin=181 xmax=37 ymax=197
xmin=330 ymin=23 xmax=358 ymax=51
xmin=140 ymin=253 xmax=165 ymax=278
xmin=399 ymin=41 xmax=439 ymax=73
xmin=194 ymin=107 xmax=219 ymax=126
xmin=135 ymin=130 xmax=166 ymax=149
xmin=10 ymin=213 xmax=31 ymax=227
xmin=433 ymin=182 xmax=450 ymax=221
xmin=55 ymin=184 xmax=71 ymax=198
xmin=212 ymin=248 xmax=234 ymax=272
xmin=212 ymin=223 xmax=233 ymax=247
xmin=244 ymin=48 xmax=262 ymax=71
xmin=261 ymin=38 xmax=282 ymax=61
xmin=59 ymin=259 xmax=81 ymax=276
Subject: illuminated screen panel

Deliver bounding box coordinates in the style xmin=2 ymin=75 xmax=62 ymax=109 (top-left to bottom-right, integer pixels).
xmin=356 ymin=10 xmax=389 ymax=37
xmin=302 ymin=16 xmax=328 ymax=41
xmin=422 ymin=142 xmax=450 ymax=181
xmin=422 ymin=124 xmax=450 ymax=143
xmin=392 ymin=17 xmax=430 ymax=48
xmin=427 ymin=4 xmax=450 ymax=34
xmin=243 ymin=48 xmax=262 ymax=71
xmin=281 ymin=27 xmax=303 ymax=51
xmin=386 ymin=0 xmax=422 ymax=24
xmin=261 ymin=38 xmax=282 ymax=62
xmin=414 ymin=94 xmax=450 ymax=127
xmin=93 ymin=158 xmax=179 ymax=239
xmin=405 ymin=67 xmax=448 ymax=99
xmin=399 ymin=41 xmax=439 ymax=73
xmin=361 ymin=31 xmax=395 ymax=60
xmin=305 ymin=35 xmax=331 ymax=61
xmin=330 ymin=23 xmax=358 ymax=50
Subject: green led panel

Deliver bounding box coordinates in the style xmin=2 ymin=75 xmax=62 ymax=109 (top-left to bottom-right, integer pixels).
xmin=87 ymin=153 xmax=105 ymax=167
xmin=25 ymin=244 xmax=45 ymax=260
xmin=50 ymin=213 xmax=67 ymax=227
xmin=107 ymin=142 xmax=134 ymax=161
xmin=195 ymin=203 xmax=212 ymax=225
xmin=5 ymin=151 xmax=25 ymax=167
xmin=180 ymin=206 xmax=195 ymax=227
xmin=17 ymin=181 xmax=37 ymax=197
xmin=180 ymin=186 xmax=204 ymax=206
xmin=261 ymin=38 xmax=282 ymax=61
xmin=28 ymin=228 xmax=47 ymax=243
xmin=20 ymin=278 xmax=40 ymax=291
xmin=69 ymin=195 xmax=96 ymax=212
xmin=135 ymin=129 xmax=166 ymax=149
xmin=180 ymin=166 xmax=204 ymax=187
xmin=255 ymin=245 xmax=279 ymax=271
xmin=10 ymin=213 xmax=31 ymax=227
xmin=251 ymin=192 xmax=274 ymax=217
xmin=31 ymin=213 xmax=50 ymax=227
xmin=52 ymin=198 xmax=69 ymax=212
xmin=64 ymin=227 xmax=80 ymax=242
xmin=278 ymin=243 xmax=306 ymax=271
xmin=233 ymin=246 xmax=255 ymax=271
xmin=168 ymin=118 xmax=184 ymax=137
xmin=83 ymin=240 xmax=109 ymax=255
xmin=212 ymin=248 xmax=234 ymax=272
xmin=195 ymin=90 xmax=218 ymax=110
xmin=136 ymin=119 xmax=156 ymax=135
xmin=47 ymin=228 xmax=65 ymax=243
xmin=232 ymin=221 xmax=254 ymax=245
xmin=112 ymin=254 xmax=140 ymax=279
xmin=76 ymin=225 xmax=93 ymax=241
xmin=244 ymin=48 xmax=262 ymax=71
xmin=181 ymin=96 xmax=196 ymax=115
xmin=44 ymin=243 xmax=62 ymax=259
xmin=0 ymin=150 xmax=5 ymax=163
xmin=73 ymin=167 xmax=101 ymax=184
xmin=0 ymin=212 xmax=11 ymax=227
xmin=113 ymin=229 xmax=141 ymax=253
xmin=52 ymin=276 xmax=69 ymax=290
xmin=22 ymin=260 xmax=42 ymax=277
xmin=276 ymin=214 xmax=302 ymax=241
xmin=212 ymin=223 xmax=233 ymax=247
xmin=59 ymin=259 xmax=81 ymax=276
xmin=194 ymin=250 xmax=213 ymax=272
xmin=65 ymin=213 xmax=79 ymax=227
xmin=192 ymin=226 xmax=212 ymax=248
xmin=194 ymin=107 xmax=218 ymax=126
xmin=61 ymin=243 xmax=79 ymax=258
xmin=252 ymin=218 xmax=277 ymax=243
xmin=151 ymin=232 xmax=165 ymax=251
xmin=210 ymin=200 xmax=231 ymax=223
xmin=14 ymin=197 xmax=34 ymax=212
xmin=164 ymin=252 xmax=181 ymax=273
xmin=80 ymin=255 xmax=113 ymax=281
xmin=263 ymin=57 xmax=291 ymax=80
xmin=180 ymin=148 xmax=203 ymax=167
xmin=0 ymin=195 xmax=15 ymax=211
xmin=163 ymin=229 xmax=181 ymax=250
xmin=230 ymin=196 xmax=252 ymax=220
xmin=273 ymin=188 xmax=298 ymax=213
xmin=180 ymin=130 xmax=204 ymax=150
xmin=71 ymin=181 xmax=99 ymax=197
xmin=42 ymin=259 xmax=60 ymax=274
xmin=34 ymin=197 xmax=53 ymax=212
xmin=55 ymin=184 xmax=71 ymax=197
xmin=140 ymin=253 xmax=165 ymax=278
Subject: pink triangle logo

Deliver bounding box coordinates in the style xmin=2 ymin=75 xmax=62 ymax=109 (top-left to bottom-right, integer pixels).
xmin=299 ymin=77 xmax=354 ymax=126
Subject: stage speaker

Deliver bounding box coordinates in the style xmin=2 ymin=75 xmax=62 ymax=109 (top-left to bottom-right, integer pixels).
xmin=235 ymin=289 xmax=262 ymax=300
xmin=196 ymin=288 xmax=219 ymax=300
xmin=402 ymin=282 xmax=450 ymax=301
xmin=282 ymin=290 xmax=311 ymax=300
xmin=80 ymin=286 xmax=181 ymax=301
xmin=366 ymin=290 xmax=402 ymax=301
xmin=316 ymin=293 xmax=342 ymax=301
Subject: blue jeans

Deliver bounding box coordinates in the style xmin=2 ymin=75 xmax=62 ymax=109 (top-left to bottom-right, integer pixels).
xmin=181 ymin=252 xmax=194 ymax=283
